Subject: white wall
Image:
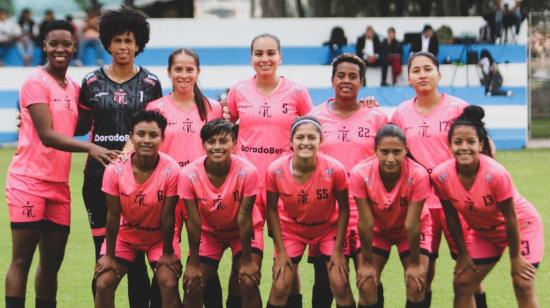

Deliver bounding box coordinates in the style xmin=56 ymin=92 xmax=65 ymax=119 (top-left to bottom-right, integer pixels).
xmin=148 ymin=17 xmax=528 ymax=47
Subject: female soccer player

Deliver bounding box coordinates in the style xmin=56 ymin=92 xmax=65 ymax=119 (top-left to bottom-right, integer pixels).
xmin=224 ymin=33 xmax=313 ymax=307
xmin=432 ymin=105 xmax=543 ymax=308
xmin=146 ymin=47 xmax=224 ymax=307
xmin=76 ymin=7 xmax=162 ymax=305
xmin=94 ymin=110 xmax=181 ymax=308
xmin=309 ymin=53 xmax=387 ymax=307
xmin=265 ymin=116 xmax=355 ymax=308
xmin=391 ymin=51 xmax=487 ymax=307
xmin=180 ymin=119 xmax=262 ymax=308
xmin=350 ymin=124 xmax=432 ymax=308
xmin=4 ymin=20 xmax=118 ymax=308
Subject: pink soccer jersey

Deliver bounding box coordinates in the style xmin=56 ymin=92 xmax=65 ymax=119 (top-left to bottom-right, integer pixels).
xmin=391 ymin=94 xmax=468 ymax=208
xmin=102 ymin=152 xmax=180 ymax=245
xmin=265 ymin=153 xmax=349 ymax=237
xmin=349 ymin=157 xmax=431 ymax=232
xmin=178 ymin=154 xmax=259 ymax=239
xmin=9 ymin=68 xmax=79 ymax=183
xmin=146 ymin=94 xmax=223 ymax=167
xmin=310 ymin=99 xmax=388 ymax=171
xmin=227 ymin=77 xmax=313 ymax=182
xmin=431 ymin=155 xmax=540 ymax=233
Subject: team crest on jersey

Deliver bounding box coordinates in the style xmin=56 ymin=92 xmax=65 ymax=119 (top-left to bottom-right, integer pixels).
xmin=485 ymin=173 xmax=493 ymax=183
xmin=182 ymin=118 xmax=195 ymax=133
xmin=213 ymin=194 xmax=225 ymax=210
xmin=298 ymin=190 xmax=309 ymax=204
xmin=164 ymin=168 xmax=173 ymax=177
xmin=337 ymin=126 xmax=351 ymax=142
xmin=407 ymin=177 xmax=414 ymax=186
xmin=438 ymin=172 xmax=448 ymax=182
xmin=274 ymin=168 xmax=284 ymax=177
xmin=258 ymin=102 xmax=272 ymax=118
xmin=113 ymin=89 xmax=128 ymax=105
xmin=238 ymin=169 xmax=247 ymax=178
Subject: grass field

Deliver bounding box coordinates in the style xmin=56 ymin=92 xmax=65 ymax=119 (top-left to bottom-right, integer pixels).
xmin=0 ymin=148 xmax=548 ymax=307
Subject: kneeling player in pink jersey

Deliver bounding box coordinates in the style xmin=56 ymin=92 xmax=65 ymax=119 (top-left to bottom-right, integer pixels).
xmin=180 ymin=119 xmax=262 ymax=308
xmin=94 ymin=111 xmax=181 ymax=308
xmin=266 ymin=116 xmax=355 ymax=308
xmin=350 ymin=124 xmax=432 ymax=308
xmin=4 ymin=20 xmax=118 ymax=308
xmin=432 ymin=106 xmax=543 ymax=308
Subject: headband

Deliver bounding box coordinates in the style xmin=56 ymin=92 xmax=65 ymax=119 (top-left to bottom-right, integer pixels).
xmin=290 ymin=119 xmax=322 ymax=136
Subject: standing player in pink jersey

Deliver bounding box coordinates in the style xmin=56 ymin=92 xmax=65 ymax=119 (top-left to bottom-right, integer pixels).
xmin=94 ymin=111 xmax=182 ymax=308
xmin=350 ymin=124 xmax=432 ymax=308
xmin=266 ymin=116 xmax=355 ymax=308
xmin=179 ymin=119 xmax=262 ymax=308
xmin=4 ymin=20 xmax=118 ymax=308
xmin=309 ymin=53 xmax=388 ymax=308
xmin=224 ymin=33 xmax=313 ymax=307
xmin=146 ymin=47 xmax=224 ymax=308
xmin=432 ymin=105 xmax=543 ymax=308
xmin=391 ymin=51 xmax=487 ymax=307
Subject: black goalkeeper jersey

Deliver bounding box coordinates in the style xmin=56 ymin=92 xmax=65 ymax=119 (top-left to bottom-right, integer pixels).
xmin=79 ymin=66 xmax=162 ymax=175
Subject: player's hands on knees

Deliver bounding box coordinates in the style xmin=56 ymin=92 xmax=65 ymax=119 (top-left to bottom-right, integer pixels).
xmin=95 ymin=255 xmax=121 ymax=279
xmin=454 ymin=253 xmax=478 ymax=279
xmin=182 ymin=260 xmax=203 ymax=293
xmin=405 ymin=262 xmax=425 ymax=291
xmin=359 ymin=96 xmax=379 ymax=108
xmin=239 ymin=257 xmax=261 ymax=286
xmin=356 ymin=261 xmax=378 ymax=289
xmin=272 ymin=251 xmax=293 ymax=282
xmin=157 ymin=253 xmax=182 ymax=278
xmin=88 ymin=144 xmax=121 ymax=167
xmin=328 ymin=251 xmax=349 ymax=284
xmin=511 ymin=256 xmax=536 ymax=281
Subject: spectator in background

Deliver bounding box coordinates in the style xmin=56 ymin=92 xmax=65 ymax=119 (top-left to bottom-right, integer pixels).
xmin=478 ymin=48 xmax=512 ymax=96
xmin=38 ymin=9 xmax=55 ymax=64
xmin=323 ymin=26 xmax=347 ymax=65
xmin=380 ymin=27 xmax=403 ymax=86
xmin=74 ymin=8 xmax=103 ymax=66
xmin=411 ymin=24 xmax=439 ymax=57
xmin=17 ymin=8 xmax=37 ymax=66
xmin=356 ymin=25 xmax=382 ymax=67
xmin=0 ymin=8 xmax=22 ymax=66
xmin=495 ymin=0 xmax=522 ymax=40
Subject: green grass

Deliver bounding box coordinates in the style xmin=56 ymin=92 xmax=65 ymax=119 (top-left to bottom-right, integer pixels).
xmin=531 ymin=118 xmax=550 ymax=139
xmin=1 ymin=148 xmax=549 ymax=307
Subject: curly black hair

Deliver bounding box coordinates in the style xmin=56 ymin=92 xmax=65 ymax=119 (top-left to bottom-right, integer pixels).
xmin=44 ymin=20 xmax=75 ymax=39
xmin=99 ymin=6 xmax=150 ymax=56
xmin=331 ymin=53 xmax=366 ymax=84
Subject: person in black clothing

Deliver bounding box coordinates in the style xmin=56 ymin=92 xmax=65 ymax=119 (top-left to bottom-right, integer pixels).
xmin=478 ymin=48 xmax=512 ymax=96
xmin=355 ymin=26 xmax=382 ymax=66
xmin=410 ymin=24 xmax=439 ymax=57
xmin=380 ymin=27 xmax=403 ymax=86
xmin=75 ymin=7 xmax=162 ymax=308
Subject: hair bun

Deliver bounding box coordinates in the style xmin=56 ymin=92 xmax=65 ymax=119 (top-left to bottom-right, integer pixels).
xmin=460 ymin=105 xmax=485 ymax=122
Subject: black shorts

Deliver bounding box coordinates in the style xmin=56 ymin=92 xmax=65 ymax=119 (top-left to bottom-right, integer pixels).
xmin=82 ymin=173 xmax=107 ymax=235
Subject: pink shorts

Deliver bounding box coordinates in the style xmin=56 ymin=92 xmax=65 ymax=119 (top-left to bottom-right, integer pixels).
xmin=198 ymin=226 xmax=264 ymax=264
xmin=279 ymin=224 xmax=338 ymax=263
xmin=354 ymin=216 xmax=432 ymax=259
xmin=466 ymin=215 xmax=544 ymax=266
xmin=100 ymin=236 xmax=181 ymax=268
xmin=6 ymin=172 xmax=71 ymax=230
